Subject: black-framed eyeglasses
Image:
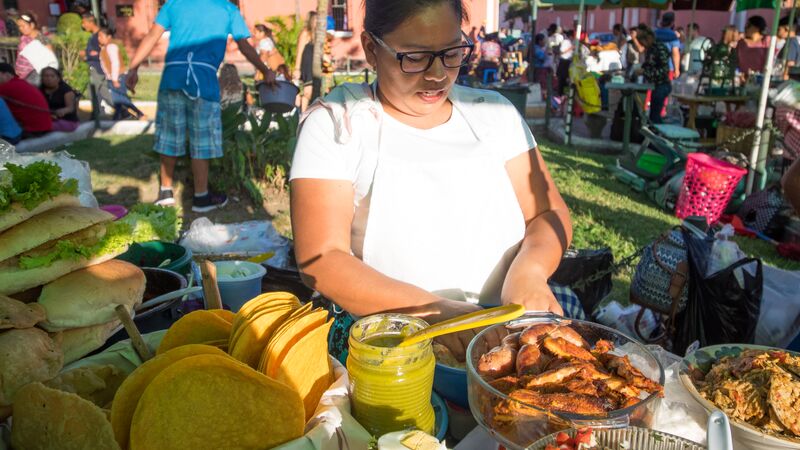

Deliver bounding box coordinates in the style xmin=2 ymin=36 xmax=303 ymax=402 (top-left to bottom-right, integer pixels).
xmin=370 ymin=32 xmax=474 ymax=74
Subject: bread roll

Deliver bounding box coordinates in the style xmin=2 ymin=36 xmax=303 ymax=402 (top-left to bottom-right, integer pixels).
xmin=0 ymin=192 xmax=80 ymax=233
xmin=0 ymin=250 xmax=125 ymax=296
xmin=60 ymin=320 xmax=122 ymax=364
xmin=0 ymin=206 xmax=114 ymax=263
xmin=38 ymin=260 xmax=145 ymax=332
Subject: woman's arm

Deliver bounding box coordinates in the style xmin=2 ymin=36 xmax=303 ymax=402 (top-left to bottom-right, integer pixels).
xmin=55 ymin=90 xmax=76 ymax=118
xmin=108 ymin=43 xmax=121 ymax=85
xmin=291 ymin=178 xmax=442 ymax=316
xmin=501 ymin=147 xmax=572 ymax=314
xmin=294 ymin=31 xmax=310 ymax=79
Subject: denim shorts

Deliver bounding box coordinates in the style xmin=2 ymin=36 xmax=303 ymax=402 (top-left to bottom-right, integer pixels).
xmin=154 ymin=90 xmax=222 ymax=159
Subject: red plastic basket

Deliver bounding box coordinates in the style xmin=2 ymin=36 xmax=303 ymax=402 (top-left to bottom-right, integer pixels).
xmin=675 ymin=153 xmax=747 ymax=224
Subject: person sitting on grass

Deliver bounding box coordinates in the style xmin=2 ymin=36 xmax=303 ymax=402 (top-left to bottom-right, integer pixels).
xmin=98 ymin=27 xmax=145 ymax=120
xmin=0 ymin=98 xmax=23 ymax=144
xmin=39 ymin=67 xmax=79 ymax=132
xmin=0 ymin=62 xmax=52 ymax=138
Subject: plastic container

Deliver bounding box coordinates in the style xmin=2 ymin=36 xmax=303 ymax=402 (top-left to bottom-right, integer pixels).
xmin=257 ymin=80 xmax=299 ymax=114
xmin=213 ymin=260 xmax=266 ymax=312
xmin=103 ymin=268 xmax=187 ymax=349
xmin=347 ymin=314 xmax=436 ymax=437
xmin=636 ymin=152 xmax=668 ymax=176
xmin=675 ymin=153 xmax=747 ymax=225
xmin=117 ymin=241 xmax=193 ymax=279
xmin=100 ymin=204 xmax=128 ymax=219
xmin=433 ymin=363 xmax=468 ymax=409
xmin=466 ymin=314 xmax=665 ymax=450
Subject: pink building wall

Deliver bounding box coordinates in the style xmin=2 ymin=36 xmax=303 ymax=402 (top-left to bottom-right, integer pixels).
xmin=4 ymin=0 xmax=796 ymax=69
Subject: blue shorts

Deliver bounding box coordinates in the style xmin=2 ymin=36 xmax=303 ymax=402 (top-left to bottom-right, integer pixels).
xmin=154 ymin=90 xmax=222 ymax=159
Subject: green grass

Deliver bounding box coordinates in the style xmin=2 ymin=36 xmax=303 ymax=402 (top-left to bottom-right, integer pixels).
xmin=538 ymin=140 xmax=800 ymax=304
xmin=129 ymin=72 xmax=162 ymax=102
xmin=64 ymin=134 xmax=799 ymax=307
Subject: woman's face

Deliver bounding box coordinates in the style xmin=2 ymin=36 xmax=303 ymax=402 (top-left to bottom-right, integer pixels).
xmin=41 ymin=70 xmax=59 ymax=88
xmin=362 ymin=3 xmax=464 ymax=124
xmin=254 ymin=29 xmax=265 ymax=40
xmin=17 ymin=19 xmax=34 ymax=35
xmin=98 ymin=31 xmax=110 ymax=46
xmin=745 ymin=23 xmax=758 ymax=39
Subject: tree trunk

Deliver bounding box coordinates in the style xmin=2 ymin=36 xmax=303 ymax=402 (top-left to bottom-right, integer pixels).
xmin=311 ymin=0 xmax=329 ymax=100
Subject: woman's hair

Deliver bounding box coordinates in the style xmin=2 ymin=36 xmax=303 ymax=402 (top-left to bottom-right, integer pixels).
xmin=17 ymin=11 xmax=37 ymax=26
xmin=305 ymin=11 xmax=317 ymax=34
xmin=747 ymin=15 xmax=767 ymax=34
xmin=40 ymin=66 xmax=61 ymax=79
xmin=98 ymin=27 xmax=113 ymax=37
xmin=636 ymin=25 xmax=654 ymax=42
xmin=363 ymin=0 xmax=469 ymax=38
xmin=535 ymin=33 xmax=545 ymax=46
xmin=275 ymin=63 xmax=291 ymax=79
xmin=255 ymin=24 xmax=272 ymax=37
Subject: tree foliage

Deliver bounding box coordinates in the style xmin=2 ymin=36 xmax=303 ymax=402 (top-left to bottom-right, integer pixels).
xmin=53 ymin=13 xmax=90 ymax=94
xmin=265 ymin=16 xmax=305 ymax=72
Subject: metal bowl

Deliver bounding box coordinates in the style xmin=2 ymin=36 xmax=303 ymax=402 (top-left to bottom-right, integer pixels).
xmin=530 ymin=426 xmax=705 ymax=450
xmin=466 ymin=313 xmax=665 ymax=450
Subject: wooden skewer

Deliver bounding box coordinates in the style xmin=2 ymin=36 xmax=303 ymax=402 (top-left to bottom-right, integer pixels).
xmin=201 ymin=260 xmax=223 ymax=310
xmin=115 ymin=305 xmax=152 ymax=362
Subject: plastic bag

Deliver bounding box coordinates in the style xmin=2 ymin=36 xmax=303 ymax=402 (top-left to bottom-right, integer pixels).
xmin=0 ymin=150 xmax=97 ymax=208
xmin=550 ymin=247 xmax=613 ymax=315
xmin=756 ymin=265 xmax=800 ymax=347
xmin=179 ymin=218 xmax=292 ymax=268
xmin=672 ymin=228 xmax=762 ymax=355
xmin=707 ymin=224 xmax=749 ymax=287
xmin=594 ymin=301 xmax=660 ymax=341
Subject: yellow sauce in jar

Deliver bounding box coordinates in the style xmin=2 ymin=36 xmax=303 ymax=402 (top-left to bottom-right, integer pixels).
xmin=347 ymin=314 xmax=435 ymax=437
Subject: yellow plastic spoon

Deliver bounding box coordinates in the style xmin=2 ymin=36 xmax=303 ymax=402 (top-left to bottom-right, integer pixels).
xmin=398 ymin=303 xmax=526 ymax=347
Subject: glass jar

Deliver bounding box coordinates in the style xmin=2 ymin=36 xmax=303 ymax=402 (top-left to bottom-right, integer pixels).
xmin=347 ymin=314 xmax=435 ymax=437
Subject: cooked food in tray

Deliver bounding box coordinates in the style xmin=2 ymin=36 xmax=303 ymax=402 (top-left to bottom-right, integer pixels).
xmin=476 ymin=323 xmax=664 ymax=420
xmin=688 ymin=349 xmax=800 ymax=440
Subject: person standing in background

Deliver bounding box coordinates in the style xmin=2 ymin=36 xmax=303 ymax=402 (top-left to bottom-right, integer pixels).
xmin=98 ymin=27 xmax=145 ymax=120
xmin=125 ymin=0 xmax=274 ymax=212
xmin=81 ymin=13 xmax=113 ymax=119
xmin=736 ymin=15 xmax=770 ymax=79
xmin=294 ymin=11 xmax=317 ymax=112
xmin=684 ymin=23 xmax=712 ymax=75
xmin=15 ymin=12 xmax=56 ymax=85
xmin=655 ymin=12 xmax=681 ymax=79
xmin=638 ymin=27 xmax=671 ymax=124
xmin=556 ymin=29 xmax=574 ymax=98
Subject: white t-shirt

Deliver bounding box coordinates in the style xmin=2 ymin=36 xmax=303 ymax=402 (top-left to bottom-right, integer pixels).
xmin=559 ymin=39 xmax=574 ymax=60
xmin=257 ymin=37 xmax=275 ymax=55
xmin=290 ymin=96 xmax=536 ymax=257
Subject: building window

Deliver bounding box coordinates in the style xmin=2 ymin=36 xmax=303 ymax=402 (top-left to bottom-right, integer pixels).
xmin=331 ymin=0 xmax=349 ymax=32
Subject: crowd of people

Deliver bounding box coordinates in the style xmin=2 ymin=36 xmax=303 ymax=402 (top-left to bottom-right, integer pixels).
xmin=529 ymin=12 xmax=800 ymax=123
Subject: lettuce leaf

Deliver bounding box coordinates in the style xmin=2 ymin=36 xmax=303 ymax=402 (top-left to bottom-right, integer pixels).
xmin=0 ymin=161 xmax=79 ymax=214
xmin=120 ymin=204 xmax=181 ymax=243
xmin=18 ymin=222 xmax=134 ymax=270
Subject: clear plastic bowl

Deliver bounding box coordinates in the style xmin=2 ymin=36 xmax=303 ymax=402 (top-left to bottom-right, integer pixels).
xmin=466 ymin=313 xmax=665 ymax=450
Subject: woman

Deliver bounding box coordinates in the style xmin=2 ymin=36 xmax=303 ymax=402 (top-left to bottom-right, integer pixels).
xmin=736 ymin=16 xmax=770 ymax=77
xmin=97 ymin=27 xmax=144 ymax=120
xmin=15 ymin=12 xmax=57 ymax=85
xmin=291 ymin=0 xmax=576 ymax=363
xmin=532 ymin=33 xmax=552 ymax=101
xmin=39 ymin=67 xmax=79 ymax=132
xmin=254 ymin=24 xmax=284 ymax=76
xmin=638 ymin=27 xmax=671 ymax=124
xmin=294 ymin=11 xmax=317 ymax=111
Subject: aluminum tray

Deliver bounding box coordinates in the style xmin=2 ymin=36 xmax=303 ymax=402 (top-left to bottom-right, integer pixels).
xmin=529 ymin=426 xmax=705 ymax=450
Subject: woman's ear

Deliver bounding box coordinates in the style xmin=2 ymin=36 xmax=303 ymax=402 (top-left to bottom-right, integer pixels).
xmin=361 ymin=31 xmax=378 ymax=69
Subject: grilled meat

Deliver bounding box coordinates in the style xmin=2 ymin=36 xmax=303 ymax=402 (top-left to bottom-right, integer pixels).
xmin=477 ymin=345 xmax=517 ymax=379
xmin=542 ymin=337 xmax=597 ymax=363
xmin=507 ymin=389 xmax=612 ymax=415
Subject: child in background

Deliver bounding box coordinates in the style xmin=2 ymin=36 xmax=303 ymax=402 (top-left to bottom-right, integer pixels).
xmin=274 ymin=64 xmax=290 ymax=81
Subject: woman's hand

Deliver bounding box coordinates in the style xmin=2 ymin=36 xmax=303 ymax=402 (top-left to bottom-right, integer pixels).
xmin=501 ymin=272 xmax=563 ymax=316
xmin=112 ymin=79 xmax=121 ymax=89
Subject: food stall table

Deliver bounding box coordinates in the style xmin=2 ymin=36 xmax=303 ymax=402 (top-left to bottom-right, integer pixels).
xmin=606 ymin=82 xmax=654 ymax=155
xmin=672 ymin=93 xmax=753 ymax=131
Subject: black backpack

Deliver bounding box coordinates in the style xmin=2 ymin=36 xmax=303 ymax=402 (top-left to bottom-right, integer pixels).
xmin=610 ymin=100 xmax=644 ymax=143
